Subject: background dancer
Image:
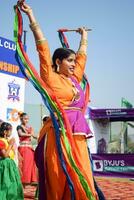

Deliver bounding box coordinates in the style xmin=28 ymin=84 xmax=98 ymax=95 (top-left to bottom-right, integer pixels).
xmin=0 ymin=122 xmax=24 ymax=199
xmin=17 ymin=112 xmax=38 ymax=187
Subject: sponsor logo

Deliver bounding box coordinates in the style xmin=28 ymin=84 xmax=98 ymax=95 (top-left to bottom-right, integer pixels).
xmin=7 ymin=108 xmax=19 ymax=122
xmin=106 ymin=109 xmax=127 ymax=116
xmin=8 ymin=80 xmax=20 ymax=101
xmin=104 ymin=160 xmax=125 ymax=167
xmin=93 ymin=160 xmax=103 ymax=172
xmin=93 ymin=159 xmax=126 ymax=173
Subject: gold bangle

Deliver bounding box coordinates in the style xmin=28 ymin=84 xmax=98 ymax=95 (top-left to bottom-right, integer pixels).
xmin=80 ymin=39 xmax=88 ymax=46
xmin=29 ymin=22 xmax=39 ymax=31
xmin=77 ymin=50 xmax=87 ymax=55
xmin=36 ymin=38 xmax=47 ymax=44
xmin=27 ymin=8 xmax=32 ymax=13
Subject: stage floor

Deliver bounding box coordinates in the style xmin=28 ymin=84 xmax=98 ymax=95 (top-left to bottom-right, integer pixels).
xmin=24 ymin=177 xmax=134 ymax=200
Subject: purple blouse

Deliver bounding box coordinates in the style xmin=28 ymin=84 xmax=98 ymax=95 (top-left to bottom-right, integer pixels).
xmin=65 ymin=78 xmax=93 ymax=138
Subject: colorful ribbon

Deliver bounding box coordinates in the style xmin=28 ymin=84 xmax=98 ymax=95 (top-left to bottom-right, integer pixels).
xmin=58 ymin=29 xmax=69 ymax=48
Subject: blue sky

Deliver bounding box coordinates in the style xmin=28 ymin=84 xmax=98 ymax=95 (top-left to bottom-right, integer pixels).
xmin=0 ymin=0 xmax=134 ymax=108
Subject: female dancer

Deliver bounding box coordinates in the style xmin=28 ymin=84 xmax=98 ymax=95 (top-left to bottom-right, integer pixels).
xmin=18 ymin=1 xmax=98 ymax=200
xmin=17 ymin=112 xmax=38 ymax=186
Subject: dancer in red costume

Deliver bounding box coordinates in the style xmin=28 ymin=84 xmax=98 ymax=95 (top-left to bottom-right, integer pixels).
xmin=17 ymin=112 xmax=38 ymax=186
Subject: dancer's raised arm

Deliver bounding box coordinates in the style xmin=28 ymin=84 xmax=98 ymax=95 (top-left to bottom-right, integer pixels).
xmin=77 ymin=27 xmax=88 ymax=55
xmin=73 ymin=27 xmax=88 ymax=82
xmin=18 ymin=1 xmax=45 ymax=42
xmin=17 ymin=1 xmax=54 ymax=82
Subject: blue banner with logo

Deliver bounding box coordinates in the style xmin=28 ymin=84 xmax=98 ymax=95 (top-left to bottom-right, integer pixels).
xmin=0 ymin=36 xmax=25 ymax=78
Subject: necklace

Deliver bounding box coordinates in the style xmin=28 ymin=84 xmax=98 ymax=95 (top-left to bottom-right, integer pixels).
xmin=67 ymin=77 xmax=80 ymax=102
xmin=60 ymin=74 xmax=80 ymax=102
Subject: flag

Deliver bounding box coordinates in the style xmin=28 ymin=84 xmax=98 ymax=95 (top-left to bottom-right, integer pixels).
xmin=121 ymin=98 xmax=133 ymax=108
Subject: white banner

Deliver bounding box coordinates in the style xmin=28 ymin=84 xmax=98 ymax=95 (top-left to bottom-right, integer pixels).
xmin=0 ymin=73 xmax=25 ymax=145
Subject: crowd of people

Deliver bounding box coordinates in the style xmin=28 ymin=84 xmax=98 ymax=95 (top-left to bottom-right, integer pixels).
xmin=0 ymin=1 xmax=106 ymax=200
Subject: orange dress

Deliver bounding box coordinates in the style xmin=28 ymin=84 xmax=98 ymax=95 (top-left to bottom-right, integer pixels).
xmin=35 ymin=41 xmax=98 ymax=200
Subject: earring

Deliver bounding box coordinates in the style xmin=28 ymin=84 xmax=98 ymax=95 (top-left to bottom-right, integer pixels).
xmin=57 ymin=64 xmax=60 ymax=72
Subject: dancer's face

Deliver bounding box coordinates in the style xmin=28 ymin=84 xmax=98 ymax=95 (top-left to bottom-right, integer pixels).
xmin=5 ymin=128 xmax=12 ymax=138
xmin=21 ymin=115 xmax=29 ymax=125
xmin=59 ymin=53 xmax=76 ymax=77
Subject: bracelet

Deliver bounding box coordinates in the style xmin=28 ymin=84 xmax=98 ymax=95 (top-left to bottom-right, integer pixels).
xmin=27 ymin=7 xmax=32 ymax=15
xmin=36 ymin=38 xmax=47 ymax=44
xmin=80 ymin=39 xmax=88 ymax=46
xmin=29 ymin=22 xmax=39 ymax=31
xmin=77 ymin=50 xmax=87 ymax=55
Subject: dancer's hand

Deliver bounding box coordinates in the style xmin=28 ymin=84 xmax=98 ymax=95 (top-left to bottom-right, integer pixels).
xmin=76 ymin=27 xmax=88 ymax=37
xmin=9 ymin=138 xmax=15 ymax=146
xmin=17 ymin=1 xmax=32 ymax=15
